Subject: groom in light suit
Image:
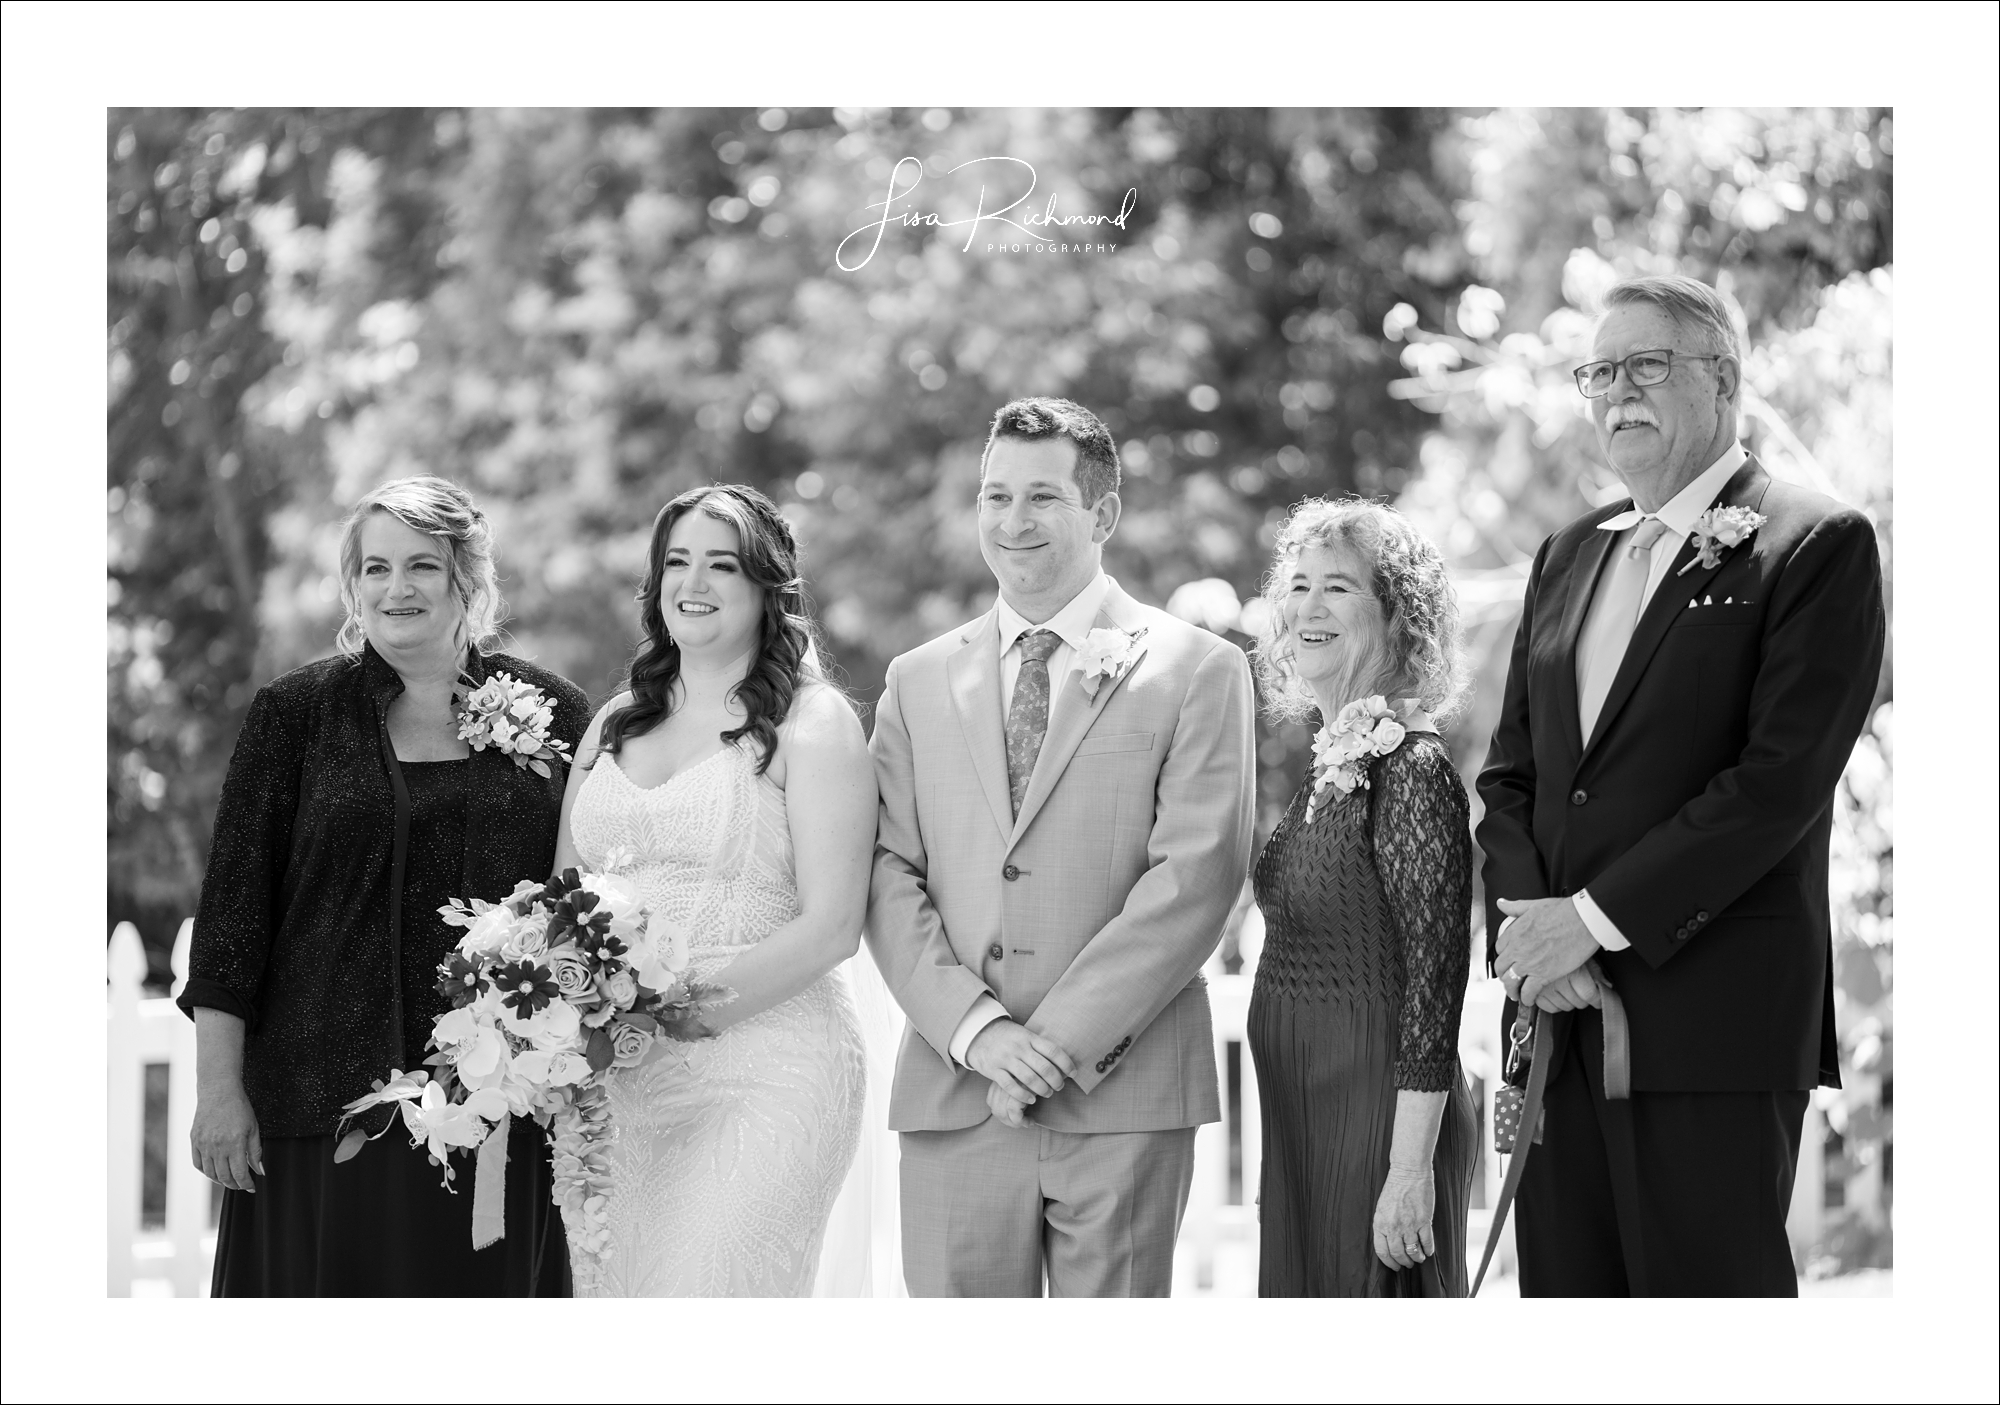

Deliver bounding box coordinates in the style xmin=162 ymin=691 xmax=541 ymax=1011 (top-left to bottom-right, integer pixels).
xmin=867 ymin=397 xmax=1255 ymax=1297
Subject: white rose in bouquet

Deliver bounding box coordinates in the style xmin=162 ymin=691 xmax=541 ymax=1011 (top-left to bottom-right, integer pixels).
xmin=526 ymin=997 xmax=583 ymax=1049
xmin=546 ymin=948 xmax=597 ymax=1000
xmin=609 ymin=1021 xmax=656 ymax=1068
xmin=579 ymin=871 xmax=645 ymax=935
xmin=599 ymin=968 xmax=640 ymax=1010
xmin=459 ymin=904 xmax=519 ymax=958
xmin=503 ymin=917 xmax=550 ymax=962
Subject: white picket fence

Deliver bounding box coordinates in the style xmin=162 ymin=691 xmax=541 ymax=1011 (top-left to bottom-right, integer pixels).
xmin=108 ymin=919 xmax=214 ymax=1297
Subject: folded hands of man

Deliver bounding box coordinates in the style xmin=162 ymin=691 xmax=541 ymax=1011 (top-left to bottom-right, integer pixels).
xmin=1495 ymin=896 xmax=1605 ymax=1012
xmin=968 ymin=1018 xmax=1077 ymax=1128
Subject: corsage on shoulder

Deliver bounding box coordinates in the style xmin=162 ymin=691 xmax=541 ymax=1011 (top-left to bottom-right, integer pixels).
xmin=458 ymin=673 xmax=572 ymax=777
xmin=1679 ymin=506 xmax=1768 ymax=575
xmin=1077 ymin=626 xmax=1147 ymax=699
xmin=1305 ymin=695 xmax=1423 ymax=824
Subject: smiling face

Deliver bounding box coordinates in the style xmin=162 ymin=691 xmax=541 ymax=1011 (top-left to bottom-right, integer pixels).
xmin=659 ymin=508 xmax=762 ymax=663
xmin=356 ymin=510 xmax=463 ymax=661
xmin=977 ymin=435 xmax=1120 ymax=621
xmin=1590 ymin=302 xmax=1739 ymax=511
xmin=1281 ymin=540 xmax=1393 ymax=708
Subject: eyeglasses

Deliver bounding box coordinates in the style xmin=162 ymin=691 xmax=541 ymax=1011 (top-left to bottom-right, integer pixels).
xmin=1573 ymin=349 xmax=1725 ymax=398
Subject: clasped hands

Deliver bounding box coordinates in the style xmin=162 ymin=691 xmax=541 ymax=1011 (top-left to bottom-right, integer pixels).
xmin=1494 ymin=896 xmax=1609 ymax=1013
xmin=967 ymin=1019 xmax=1077 ymax=1129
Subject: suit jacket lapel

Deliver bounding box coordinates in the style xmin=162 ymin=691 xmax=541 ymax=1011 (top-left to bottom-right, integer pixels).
xmin=1008 ymin=583 xmax=1150 ymax=847
xmin=1555 ymin=518 xmax=1620 ymax=763
xmin=1580 ymin=459 xmax=1773 ymax=767
xmin=945 ymin=611 xmax=1016 ymax=842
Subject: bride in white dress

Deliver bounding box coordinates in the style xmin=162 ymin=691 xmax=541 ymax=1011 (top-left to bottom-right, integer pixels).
xmin=552 ymin=486 xmax=875 ymax=1297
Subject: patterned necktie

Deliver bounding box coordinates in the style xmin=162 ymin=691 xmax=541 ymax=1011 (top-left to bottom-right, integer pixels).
xmin=1004 ymin=630 xmax=1063 ymax=818
xmin=1576 ymin=517 xmax=1673 ymax=744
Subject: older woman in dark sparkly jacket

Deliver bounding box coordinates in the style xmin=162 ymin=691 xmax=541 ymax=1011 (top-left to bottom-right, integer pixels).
xmin=177 ymin=476 xmax=588 ymax=1296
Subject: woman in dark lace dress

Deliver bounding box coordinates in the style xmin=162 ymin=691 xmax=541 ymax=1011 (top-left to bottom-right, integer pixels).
xmin=178 ymin=477 xmax=586 ymax=1295
xmin=1247 ymin=497 xmax=1478 ymax=1296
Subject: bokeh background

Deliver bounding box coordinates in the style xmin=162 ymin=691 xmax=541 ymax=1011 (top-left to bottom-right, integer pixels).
xmin=108 ymin=106 xmax=1893 ymax=1279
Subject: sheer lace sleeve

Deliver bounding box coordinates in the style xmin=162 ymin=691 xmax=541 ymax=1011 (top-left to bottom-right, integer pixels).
xmin=1369 ymin=734 xmax=1474 ymax=1091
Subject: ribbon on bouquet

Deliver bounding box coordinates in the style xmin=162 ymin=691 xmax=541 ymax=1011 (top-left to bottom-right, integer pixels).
xmin=470 ymin=1112 xmax=512 ymax=1250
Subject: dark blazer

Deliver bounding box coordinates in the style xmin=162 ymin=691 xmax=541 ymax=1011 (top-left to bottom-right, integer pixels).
xmin=1476 ymin=456 xmax=1884 ymax=1092
xmin=178 ymin=643 xmax=590 ymax=1136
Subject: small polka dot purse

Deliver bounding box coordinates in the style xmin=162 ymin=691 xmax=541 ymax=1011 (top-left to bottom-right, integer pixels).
xmin=1491 ymin=1011 xmax=1543 ymax=1154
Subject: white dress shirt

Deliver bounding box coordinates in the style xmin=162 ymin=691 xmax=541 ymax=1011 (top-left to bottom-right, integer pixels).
xmin=948 ymin=572 xmax=1115 ymax=1065
xmin=1562 ymin=441 xmax=1748 ymax=953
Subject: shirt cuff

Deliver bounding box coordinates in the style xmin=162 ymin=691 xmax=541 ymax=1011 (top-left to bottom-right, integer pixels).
xmin=1573 ymin=889 xmax=1630 ymax=951
xmin=948 ymin=994 xmax=1009 ymax=1067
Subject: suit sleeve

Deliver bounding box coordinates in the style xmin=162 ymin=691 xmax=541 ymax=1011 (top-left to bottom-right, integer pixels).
xmin=1589 ymin=511 xmax=1885 ymax=967
xmin=1474 ymin=536 xmax=1554 ymax=969
xmin=176 ymin=683 xmax=304 ymax=1028
xmin=1026 ymin=640 xmax=1257 ymax=1094
xmin=863 ymin=656 xmax=998 ymax=1064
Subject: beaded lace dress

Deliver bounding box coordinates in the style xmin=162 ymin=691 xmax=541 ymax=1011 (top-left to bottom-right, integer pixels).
xmin=567 ymin=741 xmax=866 ymax=1297
xmin=1248 ymin=730 xmax=1479 ymax=1297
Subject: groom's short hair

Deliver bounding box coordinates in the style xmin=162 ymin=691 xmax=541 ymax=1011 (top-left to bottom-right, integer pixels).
xmin=982 ymin=397 xmax=1122 ymax=506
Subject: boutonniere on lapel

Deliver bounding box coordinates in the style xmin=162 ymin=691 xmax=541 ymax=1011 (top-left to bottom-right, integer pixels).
xmin=1076 ymin=627 xmax=1147 ymax=700
xmin=1305 ymin=696 xmax=1420 ymax=824
xmin=457 ymin=673 xmax=572 ymax=777
xmin=1678 ymin=506 xmax=1768 ymax=576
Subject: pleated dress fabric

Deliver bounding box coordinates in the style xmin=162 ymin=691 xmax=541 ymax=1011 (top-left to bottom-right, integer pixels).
xmin=1248 ymin=731 xmax=1479 ymax=1297
xmin=209 ymin=758 xmax=569 ymax=1297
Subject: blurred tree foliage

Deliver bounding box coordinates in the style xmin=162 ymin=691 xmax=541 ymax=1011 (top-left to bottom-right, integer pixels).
xmin=109 ymin=109 xmax=1892 ymax=1019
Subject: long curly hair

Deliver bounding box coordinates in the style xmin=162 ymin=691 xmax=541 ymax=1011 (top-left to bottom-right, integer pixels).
xmin=1252 ymin=496 xmax=1467 ymax=726
xmin=595 ymin=484 xmax=825 ymax=774
xmin=334 ymin=475 xmax=507 ymax=657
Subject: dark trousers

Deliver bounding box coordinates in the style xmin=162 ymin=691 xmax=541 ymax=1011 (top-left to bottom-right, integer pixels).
xmin=1516 ymin=1009 xmax=1808 ymax=1297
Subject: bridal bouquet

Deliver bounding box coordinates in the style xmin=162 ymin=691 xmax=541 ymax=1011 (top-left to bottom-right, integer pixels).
xmin=337 ymin=857 xmax=728 ymax=1289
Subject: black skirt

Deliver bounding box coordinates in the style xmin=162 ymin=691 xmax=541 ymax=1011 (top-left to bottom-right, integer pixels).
xmin=210 ymin=1117 xmax=570 ymax=1297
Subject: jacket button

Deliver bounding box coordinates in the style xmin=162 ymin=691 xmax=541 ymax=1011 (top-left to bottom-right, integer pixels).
xmin=1696 ymin=910 xmax=1709 ymax=922
xmin=1095 ymin=1059 xmax=1107 ymax=1074
xmin=988 ymin=944 xmax=1004 ymax=961
xmin=1675 ymin=927 xmax=1689 ymax=940
xmin=1003 ymin=864 xmax=1020 ymax=881
xmin=1570 ymin=788 xmax=1589 ymax=806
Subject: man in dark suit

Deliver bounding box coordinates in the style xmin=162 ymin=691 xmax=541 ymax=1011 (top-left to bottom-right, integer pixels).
xmin=1477 ymin=274 xmax=1884 ymax=1295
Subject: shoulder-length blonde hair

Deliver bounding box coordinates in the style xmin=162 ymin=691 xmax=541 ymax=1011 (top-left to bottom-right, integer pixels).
xmin=1252 ymin=496 xmax=1467 ymax=725
xmin=335 ymin=475 xmax=507 ymax=656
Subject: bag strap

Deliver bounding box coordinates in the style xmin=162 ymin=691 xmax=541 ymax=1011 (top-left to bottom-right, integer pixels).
xmin=1598 ymin=981 xmax=1631 ymax=1100
xmin=1471 ymin=977 xmax=1632 ymax=1296
xmin=1472 ymin=1011 xmax=1553 ymax=1296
